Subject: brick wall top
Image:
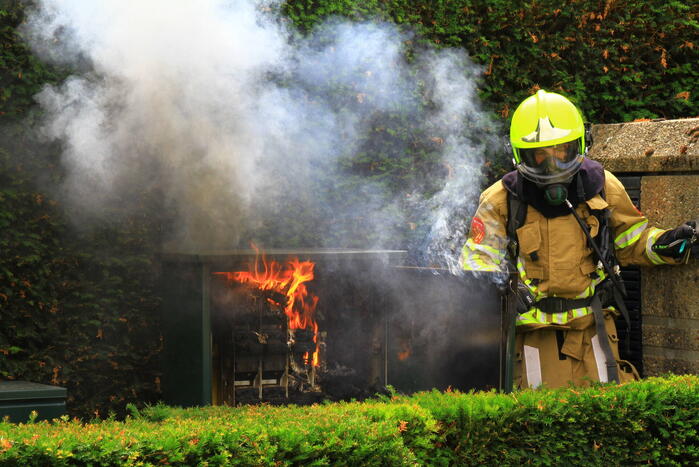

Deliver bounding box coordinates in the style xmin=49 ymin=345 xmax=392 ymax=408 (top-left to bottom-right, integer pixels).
xmin=589 ymin=118 xmax=699 ymax=173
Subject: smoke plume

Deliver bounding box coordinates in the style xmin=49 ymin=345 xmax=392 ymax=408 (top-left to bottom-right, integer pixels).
xmin=24 ymin=0 xmax=499 ymax=271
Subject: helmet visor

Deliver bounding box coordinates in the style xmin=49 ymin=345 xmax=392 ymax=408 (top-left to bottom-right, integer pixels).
xmin=517 ymin=140 xmax=583 ymax=184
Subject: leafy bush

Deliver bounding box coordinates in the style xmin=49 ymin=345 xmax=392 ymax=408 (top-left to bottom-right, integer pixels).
xmin=0 ymin=376 xmax=697 ymax=466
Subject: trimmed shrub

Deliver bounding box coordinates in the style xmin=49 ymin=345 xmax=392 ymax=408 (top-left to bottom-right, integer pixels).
xmin=1 ymin=376 xmax=697 ymax=466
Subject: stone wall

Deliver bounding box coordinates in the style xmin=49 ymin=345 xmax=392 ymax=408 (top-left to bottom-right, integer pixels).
xmin=589 ymin=118 xmax=699 ymax=376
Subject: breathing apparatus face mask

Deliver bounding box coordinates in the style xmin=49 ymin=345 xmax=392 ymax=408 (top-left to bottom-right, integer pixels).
xmin=517 ymin=140 xmax=583 ymax=205
xmin=541 ymin=182 xmax=570 ymax=206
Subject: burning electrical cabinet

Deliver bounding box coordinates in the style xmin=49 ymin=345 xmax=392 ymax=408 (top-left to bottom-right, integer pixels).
xmin=160 ymin=249 xmax=501 ymax=407
xmin=210 ymin=255 xmax=325 ymax=405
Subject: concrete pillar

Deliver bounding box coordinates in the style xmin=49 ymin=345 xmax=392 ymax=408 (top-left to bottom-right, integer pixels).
xmin=589 ymin=118 xmax=699 ymax=376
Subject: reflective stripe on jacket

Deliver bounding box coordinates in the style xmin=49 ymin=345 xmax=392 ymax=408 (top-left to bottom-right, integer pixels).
xmin=461 ymin=170 xmax=672 ymax=327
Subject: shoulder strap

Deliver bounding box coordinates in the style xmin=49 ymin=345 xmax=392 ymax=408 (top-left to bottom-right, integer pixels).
xmin=506 ymin=191 xmax=527 ymax=266
xmin=592 ymin=188 xmax=609 ymax=257
xmin=573 ymin=183 xmax=632 ymax=353
xmin=588 ymin=188 xmax=626 ymax=292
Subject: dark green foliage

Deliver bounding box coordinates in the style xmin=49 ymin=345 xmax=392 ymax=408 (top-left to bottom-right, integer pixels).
xmin=283 ymin=0 xmax=698 ymax=123
xmin=0 ymin=140 xmax=164 ymax=420
xmin=0 ymin=1 xmax=63 ymax=124
xmin=0 ymin=376 xmax=697 ymax=465
xmin=0 ymin=2 xmax=162 ymax=419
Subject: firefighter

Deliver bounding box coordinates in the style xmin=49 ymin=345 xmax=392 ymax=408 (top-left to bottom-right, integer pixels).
xmin=462 ymin=89 xmax=697 ymax=389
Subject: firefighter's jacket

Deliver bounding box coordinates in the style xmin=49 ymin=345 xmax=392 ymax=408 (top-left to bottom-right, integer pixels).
xmin=462 ymin=165 xmax=675 ymax=388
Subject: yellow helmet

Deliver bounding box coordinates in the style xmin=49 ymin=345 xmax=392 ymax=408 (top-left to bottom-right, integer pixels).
xmin=509 ymin=90 xmax=586 ymax=185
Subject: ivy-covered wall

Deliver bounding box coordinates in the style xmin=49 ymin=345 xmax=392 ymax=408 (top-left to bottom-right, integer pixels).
xmin=1 ymin=1 xmax=162 ymax=418
xmin=1 ymin=0 xmax=696 ymax=418
xmin=282 ymin=0 xmax=698 ymax=122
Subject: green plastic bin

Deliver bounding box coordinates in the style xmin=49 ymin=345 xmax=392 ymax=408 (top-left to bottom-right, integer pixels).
xmin=0 ymin=381 xmax=67 ymax=423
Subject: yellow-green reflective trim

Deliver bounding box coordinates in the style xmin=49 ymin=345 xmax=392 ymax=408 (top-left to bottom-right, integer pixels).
xmin=645 ymin=228 xmax=670 ymax=265
xmin=552 ymin=312 xmax=566 ymax=324
xmin=576 ymin=286 xmax=593 ymax=299
xmin=461 ymin=241 xmax=504 ymax=272
xmin=573 ymin=268 xmax=606 ymax=299
xmin=516 ymin=313 xmax=539 ymax=325
xmin=515 ymin=306 xmax=593 ymax=326
xmin=462 ymin=255 xmax=500 ymax=272
xmin=516 ymin=259 xmax=545 ymax=299
xmin=466 ymin=241 xmax=504 ymax=264
xmin=614 ymin=219 xmax=648 ymax=249
xmin=573 ymin=307 xmax=588 ymax=318
xmin=464 ymin=239 xmax=505 ymax=264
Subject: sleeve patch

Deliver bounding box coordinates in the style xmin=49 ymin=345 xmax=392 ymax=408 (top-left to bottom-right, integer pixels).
xmin=470 ymin=216 xmax=486 ymax=244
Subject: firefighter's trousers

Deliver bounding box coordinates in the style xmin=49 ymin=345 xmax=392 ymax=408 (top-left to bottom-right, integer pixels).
xmin=514 ymin=310 xmax=639 ymax=389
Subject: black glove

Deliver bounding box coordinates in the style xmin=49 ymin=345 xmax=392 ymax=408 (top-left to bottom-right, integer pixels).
xmin=651 ymin=220 xmax=698 ymax=262
xmin=515 ymin=280 xmax=535 ymax=313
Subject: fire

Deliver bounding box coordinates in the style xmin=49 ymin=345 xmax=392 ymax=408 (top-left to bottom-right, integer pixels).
xmin=397 ymin=341 xmax=411 ymax=361
xmin=216 ymin=248 xmax=320 ymax=367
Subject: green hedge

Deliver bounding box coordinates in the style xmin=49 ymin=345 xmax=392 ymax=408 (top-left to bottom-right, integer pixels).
xmin=1 ymin=375 xmax=697 ymax=466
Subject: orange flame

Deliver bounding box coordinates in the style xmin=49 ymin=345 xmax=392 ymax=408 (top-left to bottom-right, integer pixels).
xmin=216 ymin=248 xmax=320 ymax=366
xmin=397 ymin=341 xmax=411 ymax=361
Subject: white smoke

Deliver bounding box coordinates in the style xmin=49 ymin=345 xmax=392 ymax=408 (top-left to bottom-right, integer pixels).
xmin=419 ymin=50 xmax=494 ymax=273
xmin=24 ymin=0 xmax=498 ymax=266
